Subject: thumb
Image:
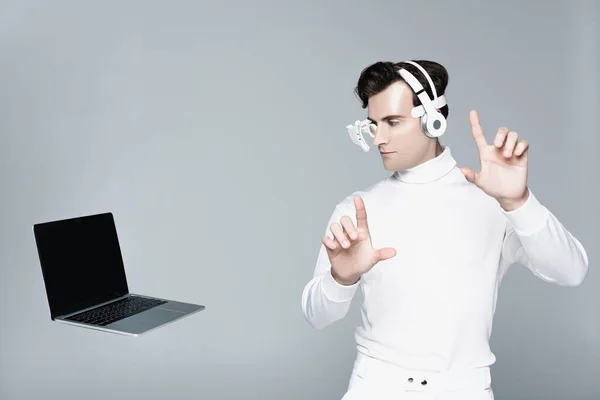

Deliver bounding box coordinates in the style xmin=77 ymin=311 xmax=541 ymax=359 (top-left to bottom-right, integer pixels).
xmin=460 ymin=167 xmax=479 ymax=184
xmin=374 ymin=247 xmax=397 ymax=263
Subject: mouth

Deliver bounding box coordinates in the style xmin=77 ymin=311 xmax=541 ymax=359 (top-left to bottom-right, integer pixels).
xmin=379 ymin=151 xmax=396 ymax=155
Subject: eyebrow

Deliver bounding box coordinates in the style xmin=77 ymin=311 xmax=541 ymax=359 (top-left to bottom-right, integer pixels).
xmin=367 ymin=114 xmax=405 ymax=124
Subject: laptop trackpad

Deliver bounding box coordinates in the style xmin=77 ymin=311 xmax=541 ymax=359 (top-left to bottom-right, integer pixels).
xmin=111 ymin=307 xmax=184 ymax=334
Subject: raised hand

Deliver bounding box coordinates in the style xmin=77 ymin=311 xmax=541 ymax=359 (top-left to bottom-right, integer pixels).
xmin=460 ymin=110 xmax=530 ymax=211
xmin=322 ymin=196 xmax=397 ymax=285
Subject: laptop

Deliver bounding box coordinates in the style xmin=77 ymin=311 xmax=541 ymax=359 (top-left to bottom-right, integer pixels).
xmin=32 ymin=212 xmax=205 ymax=336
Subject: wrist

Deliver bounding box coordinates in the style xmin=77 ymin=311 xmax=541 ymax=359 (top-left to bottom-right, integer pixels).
xmin=331 ymin=268 xmax=360 ymax=286
xmin=498 ymin=188 xmax=529 ymax=211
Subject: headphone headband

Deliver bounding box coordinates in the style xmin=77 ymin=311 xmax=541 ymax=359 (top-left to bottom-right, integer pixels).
xmin=400 ymin=60 xmax=439 ymax=104
xmin=397 ymin=60 xmax=447 ymax=138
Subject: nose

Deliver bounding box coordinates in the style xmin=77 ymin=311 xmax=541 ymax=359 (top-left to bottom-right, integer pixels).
xmin=372 ymin=125 xmax=389 ymax=147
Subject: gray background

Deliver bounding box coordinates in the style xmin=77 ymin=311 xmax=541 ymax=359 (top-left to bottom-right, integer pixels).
xmin=0 ymin=0 xmax=598 ymax=399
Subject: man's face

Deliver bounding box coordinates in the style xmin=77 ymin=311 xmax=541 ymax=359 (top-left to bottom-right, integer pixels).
xmin=367 ymin=80 xmax=436 ymax=171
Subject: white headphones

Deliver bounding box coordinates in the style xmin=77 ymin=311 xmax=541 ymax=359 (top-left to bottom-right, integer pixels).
xmin=347 ymin=60 xmax=448 ymax=152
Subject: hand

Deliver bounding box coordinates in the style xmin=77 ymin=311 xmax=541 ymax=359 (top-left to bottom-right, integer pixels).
xmin=322 ymin=196 xmax=397 ymax=285
xmin=461 ymin=110 xmax=530 ymax=211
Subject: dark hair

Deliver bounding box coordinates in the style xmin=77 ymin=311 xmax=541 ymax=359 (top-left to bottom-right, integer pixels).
xmin=354 ymin=60 xmax=449 ymax=119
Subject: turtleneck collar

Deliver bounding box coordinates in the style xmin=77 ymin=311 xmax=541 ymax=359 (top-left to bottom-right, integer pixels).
xmin=392 ymin=146 xmax=457 ymax=184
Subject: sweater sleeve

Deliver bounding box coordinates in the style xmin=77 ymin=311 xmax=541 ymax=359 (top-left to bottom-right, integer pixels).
xmin=301 ymin=202 xmax=361 ymax=329
xmin=499 ymin=188 xmax=589 ymax=286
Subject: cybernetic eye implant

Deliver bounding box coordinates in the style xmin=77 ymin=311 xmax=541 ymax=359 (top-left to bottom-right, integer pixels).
xmin=346 ymin=119 xmax=376 ymax=152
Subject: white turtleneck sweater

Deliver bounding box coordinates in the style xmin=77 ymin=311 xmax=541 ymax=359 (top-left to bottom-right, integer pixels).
xmin=301 ymin=146 xmax=588 ymax=372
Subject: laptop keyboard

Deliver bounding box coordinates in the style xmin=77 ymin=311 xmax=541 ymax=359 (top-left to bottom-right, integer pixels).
xmin=65 ymin=296 xmax=167 ymax=326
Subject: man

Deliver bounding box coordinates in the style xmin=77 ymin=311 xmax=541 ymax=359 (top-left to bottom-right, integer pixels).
xmin=301 ymin=60 xmax=589 ymax=400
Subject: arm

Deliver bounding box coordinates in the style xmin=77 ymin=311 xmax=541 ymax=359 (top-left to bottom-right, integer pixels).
xmin=500 ymin=188 xmax=589 ymax=286
xmin=460 ymin=111 xmax=589 ymax=286
xmin=301 ymin=204 xmax=360 ymax=329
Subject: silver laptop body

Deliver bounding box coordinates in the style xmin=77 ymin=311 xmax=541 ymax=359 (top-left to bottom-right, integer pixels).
xmin=33 ymin=212 xmax=205 ymax=336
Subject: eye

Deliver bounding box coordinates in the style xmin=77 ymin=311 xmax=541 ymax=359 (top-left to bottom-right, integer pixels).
xmin=388 ymin=120 xmax=400 ymax=127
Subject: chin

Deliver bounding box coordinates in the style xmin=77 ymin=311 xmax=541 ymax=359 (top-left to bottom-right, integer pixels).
xmin=382 ymin=156 xmax=414 ymax=171
xmin=380 ymin=159 xmax=397 ymax=171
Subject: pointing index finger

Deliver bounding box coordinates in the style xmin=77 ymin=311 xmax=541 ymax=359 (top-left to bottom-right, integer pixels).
xmin=469 ymin=110 xmax=488 ymax=150
xmin=354 ymin=196 xmax=369 ymax=231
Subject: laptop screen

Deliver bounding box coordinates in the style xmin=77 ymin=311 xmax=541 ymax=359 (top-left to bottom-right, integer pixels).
xmin=33 ymin=212 xmax=129 ymax=319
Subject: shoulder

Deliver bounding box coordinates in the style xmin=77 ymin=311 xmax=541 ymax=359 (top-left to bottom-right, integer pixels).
xmin=334 ymin=176 xmax=396 ymax=213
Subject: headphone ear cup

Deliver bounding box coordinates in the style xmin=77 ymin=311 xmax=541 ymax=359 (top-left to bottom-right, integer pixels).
xmin=428 ymin=112 xmax=446 ymax=138
xmin=420 ymin=111 xmax=446 ymax=138
xmin=420 ymin=113 xmax=433 ymax=138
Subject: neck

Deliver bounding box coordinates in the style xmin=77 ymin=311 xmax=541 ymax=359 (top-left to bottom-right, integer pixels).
xmin=415 ymin=139 xmax=444 ymax=166
xmin=419 ymin=140 xmax=444 ymax=164
xmin=434 ymin=139 xmax=443 ymax=157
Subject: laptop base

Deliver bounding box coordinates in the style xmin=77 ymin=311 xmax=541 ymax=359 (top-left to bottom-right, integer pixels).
xmin=56 ymin=295 xmax=205 ymax=336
